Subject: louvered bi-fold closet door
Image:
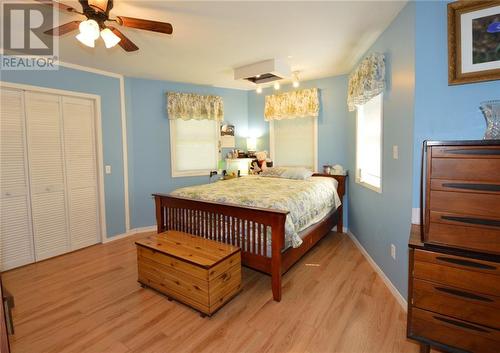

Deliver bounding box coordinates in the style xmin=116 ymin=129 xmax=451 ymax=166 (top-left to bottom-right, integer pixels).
xmin=62 ymin=97 xmax=100 ymax=250
xmin=25 ymin=91 xmax=70 ymax=261
xmin=0 ymin=88 xmax=35 ymax=270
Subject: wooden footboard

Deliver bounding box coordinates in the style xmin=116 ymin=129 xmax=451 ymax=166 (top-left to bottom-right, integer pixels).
xmin=153 ymin=194 xmax=288 ymax=301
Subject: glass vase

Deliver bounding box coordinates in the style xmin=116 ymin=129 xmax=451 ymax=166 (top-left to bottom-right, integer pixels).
xmin=479 ymin=100 xmax=500 ymax=140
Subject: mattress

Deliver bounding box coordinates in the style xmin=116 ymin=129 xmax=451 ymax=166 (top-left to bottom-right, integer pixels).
xmin=170 ymin=175 xmax=342 ymax=251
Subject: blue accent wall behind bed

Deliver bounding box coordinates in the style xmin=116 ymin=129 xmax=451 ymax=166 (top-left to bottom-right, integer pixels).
xmin=125 ymin=77 xmax=248 ymax=229
xmin=247 ymin=75 xmax=351 ymax=227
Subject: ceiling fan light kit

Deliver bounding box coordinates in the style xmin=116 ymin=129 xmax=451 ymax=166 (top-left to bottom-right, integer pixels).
xmin=100 ymin=28 xmax=121 ymax=48
xmin=38 ymin=0 xmax=173 ymax=52
xmin=75 ymin=19 xmax=100 ymax=47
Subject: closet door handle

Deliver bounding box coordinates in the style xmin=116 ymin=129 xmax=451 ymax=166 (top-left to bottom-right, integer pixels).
xmin=442 ymin=182 xmax=500 ymax=192
xmin=435 ymin=256 xmax=497 ymax=270
xmin=434 ymin=286 xmax=493 ymax=302
xmin=433 ymin=316 xmax=491 ymax=333
xmin=441 ymin=215 xmax=500 ymax=228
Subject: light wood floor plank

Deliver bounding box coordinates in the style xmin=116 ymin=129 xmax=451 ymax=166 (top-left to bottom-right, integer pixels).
xmin=2 ymin=231 xmax=422 ymax=353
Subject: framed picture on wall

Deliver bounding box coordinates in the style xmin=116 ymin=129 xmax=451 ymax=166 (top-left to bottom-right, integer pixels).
xmin=448 ymin=1 xmax=500 ymax=85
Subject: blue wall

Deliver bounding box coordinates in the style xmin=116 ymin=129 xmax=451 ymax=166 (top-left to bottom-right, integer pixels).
xmin=125 ymin=77 xmax=248 ymax=228
xmin=247 ymin=76 xmax=350 ymax=226
xmin=412 ymin=0 xmax=500 ymax=207
xmin=346 ymin=2 xmax=416 ymax=298
xmin=1 ymin=65 xmax=127 ymax=237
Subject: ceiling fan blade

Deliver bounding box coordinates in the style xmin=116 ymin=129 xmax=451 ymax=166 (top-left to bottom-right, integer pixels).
xmin=107 ymin=26 xmax=139 ymax=52
xmin=116 ymin=16 xmax=173 ymax=35
xmin=44 ymin=21 xmax=81 ymax=35
xmin=34 ymin=0 xmax=79 ymax=13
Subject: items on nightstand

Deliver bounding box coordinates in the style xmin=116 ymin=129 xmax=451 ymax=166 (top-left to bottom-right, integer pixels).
xmin=226 ymin=158 xmax=253 ymax=176
xmin=322 ymin=164 xmax=347 ymax=176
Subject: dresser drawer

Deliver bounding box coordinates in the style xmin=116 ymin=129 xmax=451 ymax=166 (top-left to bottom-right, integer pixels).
xmin=430 ymin=179 xmax=500 ymax=194
xmin=428 ymin=213 xmax=500 ymax=254
xmin=431 ymin=158 xmax=500 ymax=182
xmin=429 ymin=190 xmax=500 ymax=218
xmin=413 ymin=278 xmax=500 ymax=329
xmin=410 ymin=307 xmax=500 ymax=353
xmin=432 ymin=146 xmax=500 ymax=159
xmin=413 ymin=250 xmax=500 ymax=296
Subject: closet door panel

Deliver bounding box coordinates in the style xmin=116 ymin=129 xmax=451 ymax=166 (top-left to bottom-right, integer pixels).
xmin=62 ymin=97 xmax=99 ymax=250
xmin=30 ymin=192 xmax=68 ymax=260
xmin=0 ymin=88 xmax=34 ymax=270
xmin=25 ymin=92 xmax=69 ymax=260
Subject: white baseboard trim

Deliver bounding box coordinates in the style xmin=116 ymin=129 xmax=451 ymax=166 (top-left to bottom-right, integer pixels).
xmin=411 ymin=208 xmax=420 ymax=224
xmin=103 ymin=225 xmax=156 ymax=243
xmin=346 ymin=230 xmax=407 ymax=311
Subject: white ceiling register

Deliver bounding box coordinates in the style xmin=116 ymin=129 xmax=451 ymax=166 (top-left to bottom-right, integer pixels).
xmin=264 ymin=88 xmax=319 ymax=121
xmin=167 ymin=92 xmax=224 ymax=121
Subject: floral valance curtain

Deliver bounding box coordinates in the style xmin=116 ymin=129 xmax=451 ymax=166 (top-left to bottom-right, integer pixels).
xmin=264 ymin=88 xmax=319 ymax=121
xmin=347 ymin=53 xmax=385 ymax=112
xmin=167 ymin=92 xmax=224 ymax=121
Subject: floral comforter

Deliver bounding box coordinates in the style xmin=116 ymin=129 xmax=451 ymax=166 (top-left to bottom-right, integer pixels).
xmin=170 ymin=176 xmax=341 ymax=249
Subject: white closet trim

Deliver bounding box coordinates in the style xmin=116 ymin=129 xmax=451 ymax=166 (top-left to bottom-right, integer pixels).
xmin=56 ymin=61 xmax=130 ymax=234
xmin=0 ymin=59 xmax=131 ymax=236
xmin=0 ymin=81 xmax=107 ymax=242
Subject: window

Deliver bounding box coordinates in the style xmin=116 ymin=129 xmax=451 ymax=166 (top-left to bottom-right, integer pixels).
xmin=169 ymin=119 xmax=219 ymax=177
xmin=356 ymin=94 xmax=383 ymax=192
xmin=270 ymin=117 xmax=317 ymax=170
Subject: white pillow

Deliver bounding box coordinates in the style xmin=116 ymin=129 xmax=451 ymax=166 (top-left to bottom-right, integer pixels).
xmin=260 ymin=167 xmax=287 ymax=178
xmin=260 ymin=167 xmax=313 ymax=180
xmin=281 ymin=167 xmax=313 ymax=180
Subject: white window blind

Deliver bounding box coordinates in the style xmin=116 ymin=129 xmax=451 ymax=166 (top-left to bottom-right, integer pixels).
xmin=270 ymin=117 xmax=317 ymax=170
xmin=170 ymin=119 xmax=219 ymax=177
xmin=356 ymin=93 xmax=383 ymax=192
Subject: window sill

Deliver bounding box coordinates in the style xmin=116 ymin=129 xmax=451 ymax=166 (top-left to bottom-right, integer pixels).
xmin=355 ymin=179 xmax=382 ymax=194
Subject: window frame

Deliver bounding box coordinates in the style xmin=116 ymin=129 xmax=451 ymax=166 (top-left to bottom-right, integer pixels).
xmin=169 ymin=119 xmax=220 ymax=178
xmin=355 ymin=93 xmax=383 ymax=193
xmin=269 ymin=117 xmax=318 ymax=172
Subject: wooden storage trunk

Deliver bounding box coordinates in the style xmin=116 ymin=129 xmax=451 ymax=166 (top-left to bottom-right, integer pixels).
xmin=136 ymin=231 xmax=241 ymax=316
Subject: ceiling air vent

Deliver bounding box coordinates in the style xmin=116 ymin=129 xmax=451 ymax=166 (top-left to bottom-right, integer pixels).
xmin=234 ymin=59 xmax=291 ymax=84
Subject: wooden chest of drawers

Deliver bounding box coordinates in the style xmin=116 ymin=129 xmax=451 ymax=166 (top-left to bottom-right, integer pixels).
xmin=408 ymin=140 xmax=500 ymax=353
xmin=423 ymin=141 xmax=500 ymax=255
xmin=136 ymin=231 xmax=241 ymax=317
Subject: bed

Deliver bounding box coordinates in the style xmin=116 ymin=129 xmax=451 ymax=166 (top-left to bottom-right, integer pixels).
xmin=153 ymin=173 xmax=346 ymax=302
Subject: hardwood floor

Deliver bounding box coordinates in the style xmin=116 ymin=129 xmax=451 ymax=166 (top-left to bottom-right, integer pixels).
xmin=2 ymin=231 xmax=421 ymax=353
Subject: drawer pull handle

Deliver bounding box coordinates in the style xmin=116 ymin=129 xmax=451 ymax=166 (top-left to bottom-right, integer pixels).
xmin=444 ymin=148 xmax=500 ymax=156
xmin=435 ymin=256 xmax=497 ymax=270
xmin=434 ymin=286 xmax=493 ymax=302
xmin=442 ymin=182 xmax=500 ymax=192
xmin=441 ymin=215 xmax=500 ymax=228
xmin=433 ymin=316 xmax=490 ymax=333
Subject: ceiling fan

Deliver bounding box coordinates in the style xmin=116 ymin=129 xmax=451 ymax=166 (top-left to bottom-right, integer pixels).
xmin=37 ymin=0 xmax=173 ymax=52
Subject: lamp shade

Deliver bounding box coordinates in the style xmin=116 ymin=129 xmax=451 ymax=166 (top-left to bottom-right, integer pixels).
xmin=246 ymin=137 xmax=257 ymax=151
xmin=76 ymin=19 xmax=100 ymax=48
xmin=101 ymin=28 xmax=121 ymax=48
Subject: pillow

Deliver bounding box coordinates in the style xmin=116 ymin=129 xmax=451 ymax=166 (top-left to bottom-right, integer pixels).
xmin=260 ymin=167 xmax=287 ymax=178
xmin=281 ymin=167 xmax=313 ymax=180
xmin=260 ymin=167 xmax=313 ymax=180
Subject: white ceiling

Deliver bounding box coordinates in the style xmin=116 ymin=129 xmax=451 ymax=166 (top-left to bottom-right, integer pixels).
xmin=45 ymin=0 xmax=407 ymax=89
